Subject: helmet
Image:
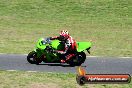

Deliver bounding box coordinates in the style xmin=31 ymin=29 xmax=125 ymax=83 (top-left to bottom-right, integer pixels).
xmin=59 ymin=30 xmax=69 ymax=40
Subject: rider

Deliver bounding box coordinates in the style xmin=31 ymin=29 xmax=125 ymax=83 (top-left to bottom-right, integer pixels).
xmin=49 ymin=30 xmax=77 ymax=63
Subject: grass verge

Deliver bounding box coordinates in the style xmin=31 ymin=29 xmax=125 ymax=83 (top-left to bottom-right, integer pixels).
xmin=0 ymin=70 xmax=132 ymax=88
xmin=0 ymin=0 xmax=131 ymax=56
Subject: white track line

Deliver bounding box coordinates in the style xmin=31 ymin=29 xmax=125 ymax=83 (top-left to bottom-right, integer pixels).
xmin=119 ymin=57 xmax=132 ymax=58
xmin=86 ymin=56 xmax=132 ymax=58
xmin=6 ymin=70 xmax=17 ymax=71
xmin=86 ymin=56 xmax=99 ymax=58
xmin=6 ymin=70 xmax=38 ymax=73
xmin=27 ymin=71 xmax=37 ymax=72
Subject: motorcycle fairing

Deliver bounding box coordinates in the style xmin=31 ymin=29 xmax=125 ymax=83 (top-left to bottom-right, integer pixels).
xmin=77 ymin=42 xmax=92 ymax=52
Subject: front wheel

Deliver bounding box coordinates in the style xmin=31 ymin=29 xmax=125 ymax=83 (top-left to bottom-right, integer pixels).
xmin=69 ymin=52 xmax=86 ymax=66
xmin=27 ymin=51 xmax=36 ymax=64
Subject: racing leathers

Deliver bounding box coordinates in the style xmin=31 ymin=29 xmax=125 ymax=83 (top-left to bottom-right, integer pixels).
xmin=50 ymin=36 xmax=77 ymax=63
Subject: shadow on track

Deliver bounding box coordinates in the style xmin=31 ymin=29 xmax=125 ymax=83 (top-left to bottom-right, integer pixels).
xmin=36 ymin=63 xmax=75 ymax=67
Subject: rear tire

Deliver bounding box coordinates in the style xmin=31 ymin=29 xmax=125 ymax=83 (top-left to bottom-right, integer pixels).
xmin=69 ymin=52 xmax=86 ymax=66
xmin=27 ymin=51 xmax=36 ymax=64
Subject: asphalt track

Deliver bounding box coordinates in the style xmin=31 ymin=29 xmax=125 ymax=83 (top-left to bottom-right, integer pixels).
xmin=0 ymin=54 xmax=132 ymax=74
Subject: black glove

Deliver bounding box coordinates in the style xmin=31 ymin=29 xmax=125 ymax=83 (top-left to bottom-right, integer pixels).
xmin=47 ymin=37 xmax=52 ymax=40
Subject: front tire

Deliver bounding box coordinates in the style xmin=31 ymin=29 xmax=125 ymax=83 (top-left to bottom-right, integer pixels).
xmin=27 ymin=51 xmax=36 ymax=64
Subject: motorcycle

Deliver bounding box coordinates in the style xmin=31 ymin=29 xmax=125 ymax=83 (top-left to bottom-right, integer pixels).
xmin=27 ymin=38 xmax=92 ymax=66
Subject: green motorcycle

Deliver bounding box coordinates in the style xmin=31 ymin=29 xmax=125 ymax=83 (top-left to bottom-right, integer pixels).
xmin=27 ymin=38 xmax=92 ymax=66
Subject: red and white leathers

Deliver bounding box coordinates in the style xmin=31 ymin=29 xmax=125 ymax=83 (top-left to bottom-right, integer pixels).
xmin=50 ymin=36 xmax=77 ymax=63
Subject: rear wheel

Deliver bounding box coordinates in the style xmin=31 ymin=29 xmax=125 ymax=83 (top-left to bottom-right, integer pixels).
xmin=27 ymin=51 xmax=36 ymax=64
xmin=69 ymin=52 xmax=86 ymax=66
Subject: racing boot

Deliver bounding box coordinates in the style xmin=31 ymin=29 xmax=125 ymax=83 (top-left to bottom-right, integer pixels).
xmin=60 ymin=59 xmax=66 ymax=63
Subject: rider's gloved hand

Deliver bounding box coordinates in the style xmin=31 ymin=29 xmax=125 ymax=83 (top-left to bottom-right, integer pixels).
xmin=48 ymin=37 xmax=52 ymax=40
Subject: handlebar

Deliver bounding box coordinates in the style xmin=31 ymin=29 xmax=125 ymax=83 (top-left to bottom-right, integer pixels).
xmin=42 ymin=38 xmax=51 ymax=45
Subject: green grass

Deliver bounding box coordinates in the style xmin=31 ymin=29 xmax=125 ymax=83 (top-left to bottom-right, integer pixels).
xmin=0 ymin=0 xmax=132 ymax=56
xmin=0 ymin=70 xmax=131 ymax=88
